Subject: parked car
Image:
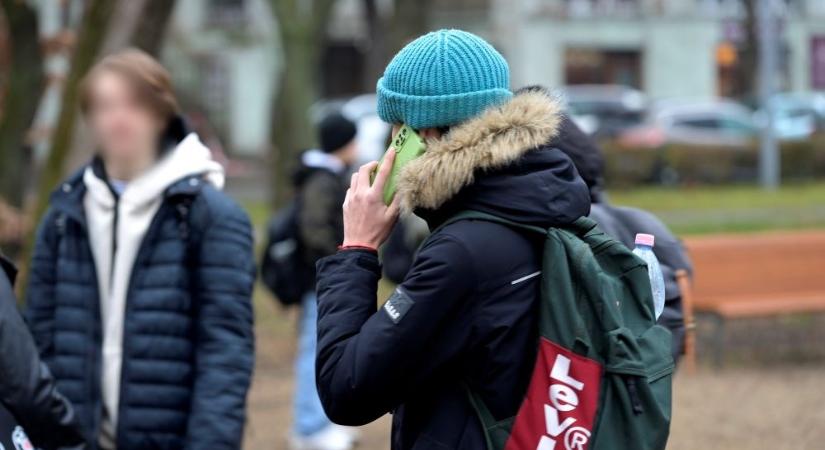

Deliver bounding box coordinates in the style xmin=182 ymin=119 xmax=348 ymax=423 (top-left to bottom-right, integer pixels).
xmin=755 ymin=93 xmax=823 ymax=140
xmin=618 ymin=99 xmax=758 ymax=149
xmin=812 ymin=92 xmax=825 ymax=126
xmin=561 ymin=84 xmax=647 ymax=137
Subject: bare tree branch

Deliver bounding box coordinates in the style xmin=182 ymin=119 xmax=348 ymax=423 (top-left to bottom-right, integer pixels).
xmin=0 ymin=0 xmax=44 ymax=209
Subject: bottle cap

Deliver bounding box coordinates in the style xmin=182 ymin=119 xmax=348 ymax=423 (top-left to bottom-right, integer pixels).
xmin=635 ymin=233 xmax=655 ymax=247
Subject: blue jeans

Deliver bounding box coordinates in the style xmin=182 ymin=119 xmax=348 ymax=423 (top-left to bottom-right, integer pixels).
xmin=293 ymin=292 xmax=331 ymax=436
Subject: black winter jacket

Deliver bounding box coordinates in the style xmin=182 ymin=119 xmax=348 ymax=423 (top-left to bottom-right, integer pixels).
xmin=315 ymin=92 xmax=591 ymax=449
xmin=25 ymin=170 xmax=255 ymax=450
xmin=0 ymin=253 xmax=85 ymax=449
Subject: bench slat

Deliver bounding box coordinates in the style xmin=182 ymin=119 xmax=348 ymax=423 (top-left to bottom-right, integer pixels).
xmin=696 ymin=292 xmax=825 ymax=318
xmin=685 ymin=230 xmax=825 ymax=318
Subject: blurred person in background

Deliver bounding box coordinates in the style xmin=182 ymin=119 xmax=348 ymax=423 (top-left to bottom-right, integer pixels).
xmin=0 ymin=251 xmax=86 ymax=449
xmin=287 ymin=112 xmax=360 ymax=450
xmin=24 ymin=49 xmax=255 ymax=450
xmin=517 ymin=85 xmax=692 ymax=362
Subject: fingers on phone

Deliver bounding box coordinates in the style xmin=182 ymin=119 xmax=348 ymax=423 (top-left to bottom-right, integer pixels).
xmin=358 ymin=161 xmax=378 ymax=188
xmin=386 ymin=195 xmax=401 ymax=218
xmin=373 ymin=150 xmax=395 ymax=192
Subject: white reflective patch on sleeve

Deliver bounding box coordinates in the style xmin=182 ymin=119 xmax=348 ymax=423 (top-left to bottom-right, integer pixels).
xmin=511 ymin=271 xmax=542 ymax=285
xmin=383 ymin=287 xmax=415 ymax=324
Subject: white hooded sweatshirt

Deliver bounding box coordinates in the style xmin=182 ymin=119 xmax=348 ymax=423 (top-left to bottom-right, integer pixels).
xmin=83 ymin=133 xmax=224 ymax=448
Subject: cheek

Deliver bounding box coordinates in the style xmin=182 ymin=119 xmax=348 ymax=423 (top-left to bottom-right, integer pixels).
xmin=90 ymin=110 xmax=162 ymax=152
xmin=132 ymin=111 xmax=164 ymax=141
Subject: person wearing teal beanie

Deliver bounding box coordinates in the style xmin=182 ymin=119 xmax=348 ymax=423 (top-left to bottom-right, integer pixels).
xmin=376 ymin=29 xmax=513 ymax=129
xmin=314 ymin=28 xmax=592 ymax=450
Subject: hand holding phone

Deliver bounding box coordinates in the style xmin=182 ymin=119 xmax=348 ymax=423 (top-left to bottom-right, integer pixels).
xmin=371 ymin=125 xmax=427 ymax=205
xmin=342 ymin=150 xmax=400 ymax=250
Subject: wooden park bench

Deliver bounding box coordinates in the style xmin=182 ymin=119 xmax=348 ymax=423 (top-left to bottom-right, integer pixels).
xmin=678 ymin=230 xmax=825 ymax=368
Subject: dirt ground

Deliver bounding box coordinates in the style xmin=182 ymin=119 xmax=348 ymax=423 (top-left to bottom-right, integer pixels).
xmin=244 ymin=297 xmax=825 ymax=450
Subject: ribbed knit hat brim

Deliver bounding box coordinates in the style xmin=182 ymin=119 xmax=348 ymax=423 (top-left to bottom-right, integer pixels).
xmin=376 ymin=29 xmax=512 ymax=129
xmin=377 ymin=78 xmax=511 ymax=129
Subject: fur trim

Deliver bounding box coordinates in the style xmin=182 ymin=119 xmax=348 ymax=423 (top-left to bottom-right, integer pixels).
xmin=396 ymin=91 xmax=563 ymax=212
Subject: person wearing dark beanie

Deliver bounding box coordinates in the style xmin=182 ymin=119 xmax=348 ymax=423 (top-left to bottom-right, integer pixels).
xmin=320 ymin=112 xmax=357 ymax=154
xmin=517 ymin=84 xmax=692 ymax=364
xmin=287 ymin=111 xmax=360 ymax=450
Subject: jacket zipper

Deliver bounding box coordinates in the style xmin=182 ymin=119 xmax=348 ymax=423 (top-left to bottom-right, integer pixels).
xmin=110 ymin=196 xmax=119 ymax=294
xmin=102 ymin=186 xmax=118 ymax=448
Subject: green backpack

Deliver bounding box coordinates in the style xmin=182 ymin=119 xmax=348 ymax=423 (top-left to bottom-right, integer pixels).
xmin=443 ymin=211 xmax=674 ymax=450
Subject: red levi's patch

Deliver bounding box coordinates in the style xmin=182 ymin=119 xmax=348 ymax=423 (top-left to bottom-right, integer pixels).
xmin=505 ymin=338 xmax=603 ymax=450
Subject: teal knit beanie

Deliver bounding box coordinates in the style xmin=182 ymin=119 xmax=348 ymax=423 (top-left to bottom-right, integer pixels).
xmin=376 ymin=29 xmax=512 ymax=129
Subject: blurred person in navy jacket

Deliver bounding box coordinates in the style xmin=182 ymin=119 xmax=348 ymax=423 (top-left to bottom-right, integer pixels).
xmin=25 ymin=49 xmax=255 ymax=450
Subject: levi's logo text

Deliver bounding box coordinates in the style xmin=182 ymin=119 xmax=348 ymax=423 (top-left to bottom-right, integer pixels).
xmin=505 ymin=339 xmax=603 ymax=450
xmin=383 ymin=287 xmax=414 ymax=324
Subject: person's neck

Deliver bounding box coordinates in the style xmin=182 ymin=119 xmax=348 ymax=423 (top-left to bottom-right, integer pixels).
xmin=104 ymin=152 xmax=156 ymax=182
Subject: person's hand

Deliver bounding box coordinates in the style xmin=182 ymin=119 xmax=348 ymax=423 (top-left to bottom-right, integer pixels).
xmin=341 ymin=148 xmax=400 ymax=250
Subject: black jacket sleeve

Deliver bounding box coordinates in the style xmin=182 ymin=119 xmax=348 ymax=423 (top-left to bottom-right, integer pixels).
xmin=0 ymin=255 xmax=86 ymax=449
xmin=184 ymin=198 xmax=256 ymax=450
xmin=315 ymin=233 xmax=475 ymax=426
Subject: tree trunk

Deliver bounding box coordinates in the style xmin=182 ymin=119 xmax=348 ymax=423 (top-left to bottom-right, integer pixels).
xmin=388 ymin=0 xmax=430 ymax=55
xmin=269 ymin=0 xmax=337 ymax=208
xmin=362 ymin=0 xmax=431 ymax=96
xmin=0 ymin=0 xmax=43 ymax=209
xmin=103 ymin=0 xmax=176 ymax=56
xmin=131 ymin=0 xmax=178 ymax=55
xmin=17 ymin=0 xmax=116 ymax=298
xmin=362 ymin=0 xmax=387 ymax=91
xmin=30 ymin=0 xmax=116 ymax=225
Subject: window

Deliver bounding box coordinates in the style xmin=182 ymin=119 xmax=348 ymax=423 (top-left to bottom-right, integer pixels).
xmin=674 ymin=117 xmax=720 ymax=130
xmin=565 ymin=48 xmax=643 ymax=88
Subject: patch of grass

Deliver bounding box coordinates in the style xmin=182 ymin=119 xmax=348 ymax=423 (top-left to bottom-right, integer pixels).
xmin=242 ymin=183 xmax=825 ymax=239
xmin=608 ymin=182 xmax=825 ymax=235
xmin=242 ymin=200 xmax=271 ymax=232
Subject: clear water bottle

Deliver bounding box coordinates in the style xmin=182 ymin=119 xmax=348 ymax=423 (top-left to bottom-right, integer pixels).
xmin=632 ymin=233 xmax=665 ymax=320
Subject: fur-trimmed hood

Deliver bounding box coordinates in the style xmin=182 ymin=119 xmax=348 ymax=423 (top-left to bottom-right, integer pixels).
xmin=397 ymin=91 xmax=591 ymax=227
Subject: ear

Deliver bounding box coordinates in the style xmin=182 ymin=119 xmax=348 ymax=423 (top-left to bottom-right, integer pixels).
xmin=418 ymin=128 xmax=443 ymax=140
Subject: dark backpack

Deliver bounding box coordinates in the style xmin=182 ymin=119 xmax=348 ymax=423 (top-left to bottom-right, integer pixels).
xmin=260 ymin=201 xmax=313 ymax=306
xmin=442 ymin=211 xmax=674 ymax=450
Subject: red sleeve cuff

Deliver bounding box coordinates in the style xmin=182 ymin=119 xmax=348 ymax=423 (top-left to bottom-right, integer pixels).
xmin=338 ymin=244 xmax=378 ymax=254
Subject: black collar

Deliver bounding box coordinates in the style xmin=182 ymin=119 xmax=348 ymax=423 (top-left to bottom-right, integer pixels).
xmin=0 ymin=252 xmax=17 ymax=286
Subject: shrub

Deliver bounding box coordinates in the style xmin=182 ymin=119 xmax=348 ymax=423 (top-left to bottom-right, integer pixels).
xmin=601 ymin=136 xmax=825 ymax=187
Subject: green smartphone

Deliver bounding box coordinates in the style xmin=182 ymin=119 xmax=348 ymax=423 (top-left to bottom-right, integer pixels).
xmin=372 ymin=124 xmax=427 ymax=205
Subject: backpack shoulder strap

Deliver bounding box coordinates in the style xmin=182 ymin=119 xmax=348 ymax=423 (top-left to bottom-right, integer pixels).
xmin=170 ymin=178 xmax=208 ymax=259
xmin=463 ymin=384 xmax=513 ymax=450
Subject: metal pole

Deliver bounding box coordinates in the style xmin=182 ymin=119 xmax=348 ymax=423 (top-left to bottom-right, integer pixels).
xmin=757 ymin=0 xmax=780 ymax=190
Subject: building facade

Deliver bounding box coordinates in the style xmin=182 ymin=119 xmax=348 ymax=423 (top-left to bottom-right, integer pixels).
xmin=433 ymin=0 xmax=825 ymax=99
xmin=162 ymin=0 xmax=280 ymax=157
